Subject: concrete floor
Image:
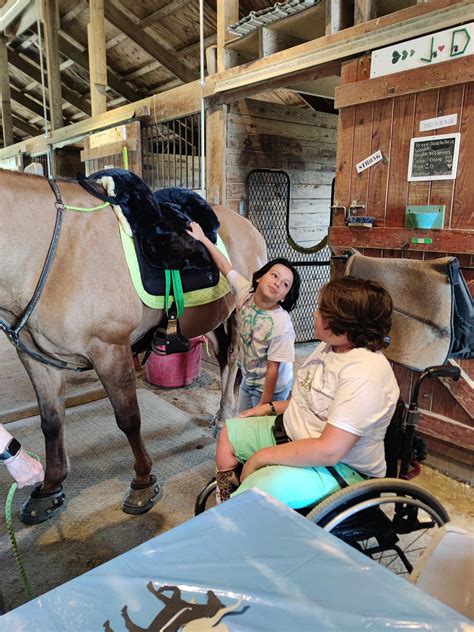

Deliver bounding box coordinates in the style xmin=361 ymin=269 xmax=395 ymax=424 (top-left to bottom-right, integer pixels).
xmin=0 ymin=340 xmax=472 ymax=614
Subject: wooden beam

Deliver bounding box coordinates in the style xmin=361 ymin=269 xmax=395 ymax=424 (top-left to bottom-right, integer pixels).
xmin=328 ymin=227 xmax=474 ymax=254
xmin=8 ymin=49 xmax=91 ymax=116
xmin=335 ymin=55 xmax=474 ymax=108
xmin=206 ymin=105 xmax=228 ymax=205
xmin=0 ymin=0 xmax=31 ymax=32
xmin=217 ymin=0 xmax=239 ymax=73
xmin=441 ymin=362 xmax=474 ymax=420
xmin=104 ymin=0 xmax=197 ymax=84
xmin=88 ymin=0 xmax=107 ymax=116
xmin=58 ymin=34 xmax=138 ymax=104
xmin=419 ymin=409 xmax=474 ymax=452
xmin=3 ymin=0 xmax=37 ymax=38
xmin=138 ymin=0 xmax=189 ymax=27
xmin=12 ymin=116 xmax=41 ymax=137
xmin=354 ymin=0 xmax=380 ymax=24
xmin=10 ymin=85 xmax=48 ymax=119
xmin=208 ymin=61 xmax=342 ymax=107
xmin=0 ymin=80 xmax=202 ymax=160
xmin=207 ymin=0 xmax=473 ymax=98
xmin=325 ymin=0 xmax=354 ymax=35
xmin=40 ymin=0 xmax=63 ymax=129
xmin=0 ymin=35 xmax=14 ymax=146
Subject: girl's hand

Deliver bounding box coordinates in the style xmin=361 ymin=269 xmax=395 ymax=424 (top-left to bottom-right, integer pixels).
xmin=186 ymin=221 xmax=206 ymax=242
xmin=238 ymin=403 xmax=272 ymax=418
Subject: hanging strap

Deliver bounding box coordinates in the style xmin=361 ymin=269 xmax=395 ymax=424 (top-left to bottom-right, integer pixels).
xmin=164 ymin=270 xmax=185 ymax=318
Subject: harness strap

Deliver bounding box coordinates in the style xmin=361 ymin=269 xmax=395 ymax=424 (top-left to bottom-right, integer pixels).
xmin=0 ymin=178 xmax=88 ymax=372
xmin=12 ymin=180 xmax=64 ymax=338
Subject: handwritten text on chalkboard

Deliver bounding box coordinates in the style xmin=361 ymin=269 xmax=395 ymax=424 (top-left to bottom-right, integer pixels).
xmin=407 ymin=133 xmax=460 ymax=181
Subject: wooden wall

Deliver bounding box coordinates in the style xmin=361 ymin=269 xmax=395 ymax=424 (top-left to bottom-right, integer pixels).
xmin=330 ymin=56 xmax=473 ymax=481
xmin=225 ymin=99 xmax=338 ymax=247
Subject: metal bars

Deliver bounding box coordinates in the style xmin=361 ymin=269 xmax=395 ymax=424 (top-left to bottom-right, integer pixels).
xmin=141 ymin=114 xmax=202 ymax=192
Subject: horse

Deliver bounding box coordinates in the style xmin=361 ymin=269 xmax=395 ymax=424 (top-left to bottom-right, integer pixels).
xmin=0 ymin=169 xmax=266 ymax=524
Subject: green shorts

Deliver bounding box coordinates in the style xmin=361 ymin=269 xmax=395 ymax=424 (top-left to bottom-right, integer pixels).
xmin=226 ymin=416 xmax=369 ymax=510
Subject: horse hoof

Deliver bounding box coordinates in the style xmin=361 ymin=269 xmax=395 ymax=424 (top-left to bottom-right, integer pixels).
xmin=122 ymin=475 xmax=162 ymax=515
xmin=20 ymin=485 xmax=66 ymax=525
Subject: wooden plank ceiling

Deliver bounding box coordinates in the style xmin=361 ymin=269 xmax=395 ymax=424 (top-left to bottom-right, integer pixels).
xmin=0 ymin=0 xmax=283 ymax=146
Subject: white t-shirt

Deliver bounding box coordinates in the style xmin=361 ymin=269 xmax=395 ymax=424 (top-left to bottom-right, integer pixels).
xmin=227 ymin=270 xmax=295 ymax=392
xmin=283 ymin=342 xmax=400 ymax=477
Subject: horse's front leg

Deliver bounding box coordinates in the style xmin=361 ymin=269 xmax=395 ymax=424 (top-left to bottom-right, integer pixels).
xmin=17 ymin=352 xmax=68 ymax=524
xmin=91 ymin=342 xmax=161 ymax=515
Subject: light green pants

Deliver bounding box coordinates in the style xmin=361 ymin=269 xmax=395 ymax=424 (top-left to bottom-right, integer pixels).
xmin=226 ymin=416 xmax=368 ymax=510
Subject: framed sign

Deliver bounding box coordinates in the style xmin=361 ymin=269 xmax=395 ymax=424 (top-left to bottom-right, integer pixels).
xmin=407 ymin=133 xmax=460 ymax=181
xmin=371 ymin=23 xmax=473 ymax=78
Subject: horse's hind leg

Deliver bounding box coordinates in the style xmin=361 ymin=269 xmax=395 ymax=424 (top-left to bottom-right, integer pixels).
xmin=17 ymin=352 xmax=68 ymax=524
xmin=91 ymin=342 xmax=161 ymax=514
xmin=207 ymin=312 xmax=239 ymax=435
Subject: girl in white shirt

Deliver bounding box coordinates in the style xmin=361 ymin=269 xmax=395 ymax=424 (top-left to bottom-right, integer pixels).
xmin=214 ymin=276 xmax=400 ymax=506
xmin=187 ymin=222 xmax=300 ymax=412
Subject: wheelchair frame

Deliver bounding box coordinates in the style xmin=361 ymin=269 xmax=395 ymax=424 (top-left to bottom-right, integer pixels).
xmin=195 ymin=364 xmax=461 ymax=575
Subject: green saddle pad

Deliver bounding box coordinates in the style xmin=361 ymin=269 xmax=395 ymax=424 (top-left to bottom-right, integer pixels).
xmin=119 ymin=225 xmax=231 ymax=309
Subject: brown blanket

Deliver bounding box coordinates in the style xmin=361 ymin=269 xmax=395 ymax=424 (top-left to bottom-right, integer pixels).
xmin=345 ymin=252 xmax=454 ymax=371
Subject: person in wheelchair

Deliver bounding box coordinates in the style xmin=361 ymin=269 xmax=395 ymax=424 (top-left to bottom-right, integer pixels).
xmin=215 ymin=276 xmax=400 ymax=508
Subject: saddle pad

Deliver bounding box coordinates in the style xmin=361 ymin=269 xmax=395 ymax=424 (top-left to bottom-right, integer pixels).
xmin=345 ymin=253 xmax=454 ymax=371
xmin=120 ymin=225 xmax=230 ymax=309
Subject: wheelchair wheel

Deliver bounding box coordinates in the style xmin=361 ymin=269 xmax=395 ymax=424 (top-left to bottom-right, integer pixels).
xmin=307 ymin=478 xmax=449 ymax=575
xmin=195 ymin=478 xmax=217 ymax=515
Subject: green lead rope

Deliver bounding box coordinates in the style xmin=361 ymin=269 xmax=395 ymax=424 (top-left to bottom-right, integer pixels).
xmin=164 ymin=270 xmax=185 ymax=318
xmin=5 ymin=481 xmax=34 ymax=600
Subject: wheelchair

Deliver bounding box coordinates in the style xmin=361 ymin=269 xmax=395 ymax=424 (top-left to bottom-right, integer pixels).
xmin=195 ymin=252 xmax=471 ymax=575
xmin=195 ymin=363 xmax=460 ymax=576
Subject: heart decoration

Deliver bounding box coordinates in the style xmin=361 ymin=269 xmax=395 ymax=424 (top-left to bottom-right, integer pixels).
xmin=392 ymin=50 xmax=401 ymax=64
xmin=438 ymin=45 xmax=445 ymax=52
xmin=410 ymin=49 xmax=415 ymax=56
xmin=401 ymin=50 xmax=408 ymax=60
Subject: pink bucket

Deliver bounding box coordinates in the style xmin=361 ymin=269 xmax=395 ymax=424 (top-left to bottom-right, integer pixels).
xmin=145 ymin=337 xmax=204 ymax=388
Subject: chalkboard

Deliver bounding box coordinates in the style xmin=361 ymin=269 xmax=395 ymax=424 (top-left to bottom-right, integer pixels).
xmin=407 ymin=132 xmax=460 ymax=181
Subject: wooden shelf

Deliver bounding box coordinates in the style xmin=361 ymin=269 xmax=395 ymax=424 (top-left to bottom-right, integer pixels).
xmin=328 ymin=227 xmax=473 ymax=254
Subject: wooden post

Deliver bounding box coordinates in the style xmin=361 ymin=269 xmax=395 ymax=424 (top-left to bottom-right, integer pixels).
xmin=216 ymin=0 xmax=239 ymax=73
xmin=88 ymin=0 xmax=108 ymax=116
xmin=40 ymin=0 xmax=63 ymax=130
xmin=326 ymin=0 xmax=355 ymax=35
xmin=354 ymin=0 xmax=379 ymax=24
xmin=0 ymin=35 xmax=14 ymax=145
xmin=206 ymin=105 xmax=227 ymax=205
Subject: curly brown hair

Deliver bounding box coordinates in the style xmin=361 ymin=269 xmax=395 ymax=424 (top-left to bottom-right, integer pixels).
xmin=318 ymin=276 xmax=393 ymax=352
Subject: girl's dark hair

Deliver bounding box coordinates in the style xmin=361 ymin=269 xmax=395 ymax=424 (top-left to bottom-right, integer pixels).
xmin=251 ymin=257 xmax=301 ymax=312
xmin=318 ymin=276 xmax=393 ymax=352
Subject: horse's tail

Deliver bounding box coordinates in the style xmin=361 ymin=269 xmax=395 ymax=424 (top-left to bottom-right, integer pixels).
xmin=76 ymin=172 xmax=119 ymax=205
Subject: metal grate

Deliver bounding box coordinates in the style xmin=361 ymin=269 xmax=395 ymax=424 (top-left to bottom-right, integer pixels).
xmin=141 ymin=114 xmax=202 ymax=191
xmin=246 ymin=169 xmax=330 ymax=342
